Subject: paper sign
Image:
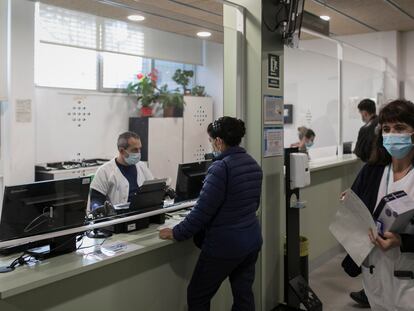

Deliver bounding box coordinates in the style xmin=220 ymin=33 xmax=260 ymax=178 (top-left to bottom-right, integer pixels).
xmin=329 ymin=189 xmax=377 ymax=266
xmin=264 ymin=126 xmax=283 ymax=157
xmin=15 ymin=99 xmax=32 ymax=122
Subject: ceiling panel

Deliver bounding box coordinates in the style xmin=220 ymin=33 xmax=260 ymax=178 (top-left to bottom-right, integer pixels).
xmin=40 ymin=0 xmax=223 ymax=43
xmin=392 ymin=0 xmax=414 ymax=17
xmin=305 ymin=0 xmax=414 ymax=37
xmin=304 ymin=1 xmax=375 ymax=35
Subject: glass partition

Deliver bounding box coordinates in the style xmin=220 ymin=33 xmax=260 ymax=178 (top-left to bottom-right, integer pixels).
xmin=284 ymin=42 xmax=339 ymax=158
xmin=342 ymin=46 xmax=385 ymax=144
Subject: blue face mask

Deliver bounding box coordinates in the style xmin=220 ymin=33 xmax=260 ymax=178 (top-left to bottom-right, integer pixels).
xmin=305 ymin=141 xmax=314 ymax=148
xmin=212 ymin=151 xmax=221 ymax=158
xmin=383 ymin=133 xmax=414 ymax=159
xmin=124 ymin=151 xmax=141 ymax=165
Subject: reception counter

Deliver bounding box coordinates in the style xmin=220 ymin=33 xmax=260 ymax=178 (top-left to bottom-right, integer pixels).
xmin=0 ymin=203 xmax=236 ymax=311
xmin=302 ymin=155 xmax=363 ymax=269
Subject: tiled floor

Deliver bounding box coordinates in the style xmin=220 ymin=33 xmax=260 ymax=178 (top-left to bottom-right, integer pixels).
xmin=309 ymin=252 xmax=370 ymax=310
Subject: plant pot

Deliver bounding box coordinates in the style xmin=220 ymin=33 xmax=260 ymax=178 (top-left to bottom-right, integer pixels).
xmin=140 ymin=106 xmax=153 ymax=117
xmin=163 ymin=106 xmax=175 ymax=117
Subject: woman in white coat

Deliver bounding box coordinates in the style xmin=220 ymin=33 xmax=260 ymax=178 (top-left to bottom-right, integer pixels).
xmin=343 ymin=99 xmax=414 ymax=310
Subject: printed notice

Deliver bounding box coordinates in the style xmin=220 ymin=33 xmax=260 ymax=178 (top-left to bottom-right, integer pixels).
xmin=264 ymin=126 xmax=283 ymax=157
xmin=15 ymin=99 xmax=32 ymax=123
xmin=264 ymin=95 xmax=283 ymax=124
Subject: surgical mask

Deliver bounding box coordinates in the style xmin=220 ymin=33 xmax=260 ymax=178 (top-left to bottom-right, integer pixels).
xmin=382 ymin=133 xmax=414 ymax=159
xmin=212 ymin=151 xmax=222 ymax=158
xmin=305 ymin=142 xmax=314 ymax=148
xmin=124 ymin=151 xmax=141 ymax=165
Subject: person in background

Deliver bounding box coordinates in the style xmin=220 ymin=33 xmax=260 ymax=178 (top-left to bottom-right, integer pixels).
xmin=354 ymin=98 xmax=379 ymax=163
xmin=342 ymin=99 xmax=414 ymax=311
xmin=349 ymin=99 xmax=378 ymax=308
xmin=290 ymin=126 xmax=316 ymax=153
xmin=159 ymin=116 xmax=263 ymax=311
xmin=89 ymin=131 xmax=153 ymax=208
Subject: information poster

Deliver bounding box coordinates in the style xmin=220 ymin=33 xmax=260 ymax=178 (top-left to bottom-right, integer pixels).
xmin=15 ymin=99 xmax=32 ymax=123
xmin=264 ymin=126 xmax=283 ymax=157
xmin=264 ymin=95 xmax=284 ymax=124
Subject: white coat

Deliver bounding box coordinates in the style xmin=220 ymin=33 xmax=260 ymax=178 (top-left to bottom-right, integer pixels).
xmin=363 ymin=165 xmax=414 ymax=311
xmin=90 ymin=158 xmax=154 ymax=205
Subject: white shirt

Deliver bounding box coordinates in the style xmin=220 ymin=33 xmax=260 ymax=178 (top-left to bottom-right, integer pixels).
xmin=90 ymin=158 xmax=154 ymax=205
xmin=374 ymin=164 xmax=414 ymax=212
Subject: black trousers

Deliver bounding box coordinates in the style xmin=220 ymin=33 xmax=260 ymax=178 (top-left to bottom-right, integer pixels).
xmin=187 ymin=249 xmax=260 ymax=311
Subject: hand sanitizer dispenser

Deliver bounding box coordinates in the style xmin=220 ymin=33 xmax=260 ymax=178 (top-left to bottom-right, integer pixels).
xmin=290 ymin=153 xmax=310 ymax=189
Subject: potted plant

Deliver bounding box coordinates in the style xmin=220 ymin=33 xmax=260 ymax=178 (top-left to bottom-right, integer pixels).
xmin=172 ymin=69 xmax=194 ymax=95
xmin=158 ymin=84 xmax=184 ymax=117
xmin=191 ymin=85 xmax=206 ymax=97
xmin=126 ymin=69 xmax=159 ymax=117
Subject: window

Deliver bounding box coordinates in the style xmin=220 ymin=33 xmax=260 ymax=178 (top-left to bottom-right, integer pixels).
xmin=101 ymin=52 xmax=151 ymax=90
xmin=35 ymin=3 xmax=196 ymax=91
xmin=154 ymin=60 xmax=196 ymax=91
xmin=35 ymin=43 xmax=97 ymax=90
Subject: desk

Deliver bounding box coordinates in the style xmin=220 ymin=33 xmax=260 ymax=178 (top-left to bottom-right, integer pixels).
xmin=0 ymin=201 xmax=236 ymax=311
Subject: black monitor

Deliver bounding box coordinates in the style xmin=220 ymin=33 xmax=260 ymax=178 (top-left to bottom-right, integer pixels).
xmin=0 ymin=177 xmax=91 ymax=244
xmin=343 ymin=141 xmax=353 ymax=154
xmin=175 ymin=161 xmax=212 ymax=203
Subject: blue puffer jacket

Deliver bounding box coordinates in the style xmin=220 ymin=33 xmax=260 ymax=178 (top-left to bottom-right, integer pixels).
xmin=173 ymin=146 xmax=263 ymax=258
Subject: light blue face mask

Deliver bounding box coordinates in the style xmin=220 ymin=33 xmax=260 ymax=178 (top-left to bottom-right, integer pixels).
xmin=212 ymin=151 xmax=222 ymax=158
xmin=305 ymin=141 xmax=314 ymax=148
xmin=383 ymin=133 xmax=414 ymax=159
xmin=124 ymin=151 xmax=141 ymax=165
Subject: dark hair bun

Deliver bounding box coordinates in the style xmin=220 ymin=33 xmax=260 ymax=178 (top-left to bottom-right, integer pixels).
xmin=207 ymin=116 xmax=246 ymax=146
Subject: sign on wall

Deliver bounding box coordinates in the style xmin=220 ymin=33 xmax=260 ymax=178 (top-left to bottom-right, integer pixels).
xmin=264 ymin=95 xmax=284 ymax=125
xmin=264 ymin=126 xmax=284 ymax=157
xmin=268 ymin=54 xmax=280 ymax=89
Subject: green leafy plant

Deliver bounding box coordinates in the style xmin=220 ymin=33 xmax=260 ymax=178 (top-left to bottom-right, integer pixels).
xmin=126 ymin=70 xmax=159 ymax=108
xmin=158 ymin=84 xmax=184 ymax=109
xmin=172 ymin=69 xmax=194 ymax=93
xmin=191 ymin=85 xmax=206 ymax=97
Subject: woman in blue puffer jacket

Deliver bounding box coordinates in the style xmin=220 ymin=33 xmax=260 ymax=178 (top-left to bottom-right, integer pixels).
xmin=159 ymin=116 xmax=263 ymax=311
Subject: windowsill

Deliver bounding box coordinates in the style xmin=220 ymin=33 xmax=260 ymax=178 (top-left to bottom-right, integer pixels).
xmin=35 ymin=86 xmax=129 ymax=97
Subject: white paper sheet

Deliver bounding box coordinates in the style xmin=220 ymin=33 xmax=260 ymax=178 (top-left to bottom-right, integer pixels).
xmin=329 ymin=189 xmax=377 ymax=266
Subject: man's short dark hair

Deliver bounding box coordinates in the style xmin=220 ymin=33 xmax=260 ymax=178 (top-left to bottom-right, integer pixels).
xmin=117 ymin=131 xmax=140 ymax=150
xmin=358 ymin=99 xmax=376 ymax=115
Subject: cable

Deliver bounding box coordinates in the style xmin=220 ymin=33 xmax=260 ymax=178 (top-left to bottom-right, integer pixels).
xmin=23 ymin=209 xmax=52 ymax=233
xmin=77 ymin=238 xmax=107 ymax=250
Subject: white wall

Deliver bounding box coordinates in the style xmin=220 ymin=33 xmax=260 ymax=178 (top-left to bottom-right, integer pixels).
xmin=196 ymin=41 xmax=224 ymax=120
xmin=0 ymin=0 xmax=8 ymax=101
xmin=2 ymin=0 xmax=36 ymax=186
xmin=402 ymin=31 xmax=414 ymax=101
xmin=35 ymin=89 xmax=134 ymax=163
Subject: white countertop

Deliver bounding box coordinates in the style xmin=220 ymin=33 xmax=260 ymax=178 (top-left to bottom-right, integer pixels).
xmin=309 ymin=154 xmax=360 ymax=172
xmin=0 ymin=205 xmax=194 ymax=299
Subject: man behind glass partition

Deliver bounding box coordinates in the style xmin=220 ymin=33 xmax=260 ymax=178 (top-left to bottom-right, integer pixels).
xmin=89 ymin=131 xmax=153 ymax=208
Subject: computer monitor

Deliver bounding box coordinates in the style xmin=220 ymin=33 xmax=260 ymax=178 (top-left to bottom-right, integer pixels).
xmin=175 ymin=161 xmax=212 ymax=202
xmin=0 ymin=177 xmax=91 ymax=244
xmin=128 ymin=179 xmax=167 ymax=213
xmin=343 ymin=142 xmax=353 ymax=154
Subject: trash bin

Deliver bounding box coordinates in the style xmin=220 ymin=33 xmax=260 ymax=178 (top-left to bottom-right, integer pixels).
xmin=284 ymin=236 xmax=309 ymax=300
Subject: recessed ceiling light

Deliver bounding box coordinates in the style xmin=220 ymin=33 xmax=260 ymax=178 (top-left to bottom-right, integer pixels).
xmin=128 ymin=15 xmax=145 ymax=22
xmin=197 ymin=31 xmax=212 ymax=38
xmin=320 ymin=15 xmax=330 ymax=21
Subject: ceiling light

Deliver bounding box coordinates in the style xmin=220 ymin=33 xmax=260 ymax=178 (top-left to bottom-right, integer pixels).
xmin=128 ymin=15 xmax=145 ymax=22
xmin=197 ymin=31 xmax=212 ymax=38
xmin=320 ymin=15 xmax=330 ymax=21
